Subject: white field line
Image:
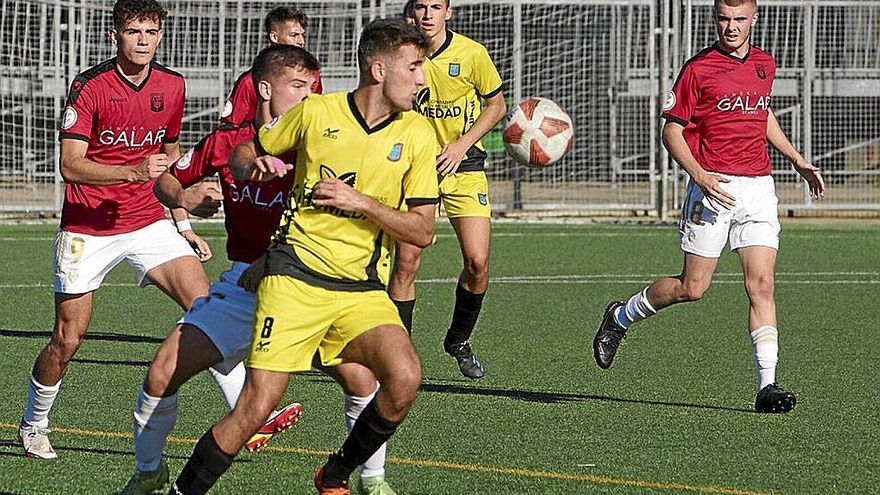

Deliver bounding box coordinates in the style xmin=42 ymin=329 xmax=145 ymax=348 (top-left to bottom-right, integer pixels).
xmin=2 ymin=273 xmax=879 ymax=290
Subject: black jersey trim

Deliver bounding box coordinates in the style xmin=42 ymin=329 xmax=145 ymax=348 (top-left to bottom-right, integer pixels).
xmin=363 ymin=232 xmax=383 ymax=285
xmin=456 ymin=146 xmax=487 ymax=172
xmin=265 ymin=244 xmax=386 ymax=292
xmin=164 ymin=135 xmax=180 ymax=144
xmin=429 ymin=30 xmax=454 ymax=60
xmin=480 ymin=85 xmax=503 ymax=99
xmin=254 ymin=131 xmax=270 ymax=157
xmin=347 ymin=92 xmax=398 ymax=135
xmin=661 ymin=113 xmax=689 ymax=127
xmin=113 ymin=61 xmax=153 ymax=92
xmin=58 ymin=132 xmax=91 ymax=143
xmin=150 ymin=61 xmax=184 ymax=79
xmin=713 ymin=42 xmax=751 ymax=64
xmin=405 ymin=197 xmax=440 ymax=206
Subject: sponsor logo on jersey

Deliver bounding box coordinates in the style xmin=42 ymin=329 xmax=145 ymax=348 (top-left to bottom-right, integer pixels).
xmin=175 ymin=149 xmax=194 ymax=170
xmin=98 ymin=128 xmax=167 ymax=147
xmin=61 ymin=107 xmax=78 ymax=130
xmin=322 ymin=128 xmax=340 ymax=139
xmin=221 ymin=100 xmax=233 ymax=118
xmin=755 ymin=64 xmax=767 ymax=80
xmin=229 ymin=183 xmax=289 ymax=209
xmin=295 ymin=166 xmax=364 ymax=219
xmin=449 ymin=63 xmax=460 ymax=77
xmin=663 ymin=91 xmax=676 ymax=111
xmin=716 ymin=93 xmax=770 ymax=113
xmin=387 ymin=143 xmax=403 ymax=162
xmin=150 ymin=93 xmax=164 ymax=112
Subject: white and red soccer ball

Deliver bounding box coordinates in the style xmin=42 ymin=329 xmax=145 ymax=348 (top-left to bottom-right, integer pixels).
xmin=502 ymin=97 xmax=574 ymax=167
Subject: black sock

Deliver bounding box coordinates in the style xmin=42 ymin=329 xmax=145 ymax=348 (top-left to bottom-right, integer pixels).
xmin=445 ymin=283 xmax=485 ymax=347
xmin=392 ymin=299 xmax=416 ymax=335
xmin=321 ymin=399 xmax=401 ymax=487
xmin=170 ymin=428 xmax=235 ymax=495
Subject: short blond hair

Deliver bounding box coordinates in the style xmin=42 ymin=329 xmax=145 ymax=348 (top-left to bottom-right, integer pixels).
xmin=715 ymin=0 xmax=756 ymax=10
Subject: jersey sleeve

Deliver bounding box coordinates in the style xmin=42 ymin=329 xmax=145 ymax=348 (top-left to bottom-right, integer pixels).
xmin=403 ymin=120 xmax=441 ymax=206
xmin=164 ymin=79 xmax=185 ymax=144
xmin=472 ymin=45 xmax=503 ymax=99
xmin=170 ymin=132 xmax=222 ymax=188
xmin=661 ymin=62 xmax=698 ymax=126
xmin=221 ymin=72 xmax=257 ymax=127
xmin=58 ymin=77 xmax=96 ymax=143
xmin=256 ymin=98 xmax=309 ymax=157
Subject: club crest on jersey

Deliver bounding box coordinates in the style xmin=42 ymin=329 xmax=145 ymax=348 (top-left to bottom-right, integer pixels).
xmin=478 ymin=193 xmax=488 ymax=205
xmin=448 ymin=63 xmax=460 ymax=77
xmin=221 ymin=100 xmax=233 ymax=118
xmin=663 ymin=91 xmax=676 ymax=111
xmin=755 ymin=64 xmax=767 ymax=80
xmin=387 ymin=143 xmax=403 ymax=162
xmin=175 ymin=149 xmax=194 ymax=170
xmin=150 ymin=93 xmax=164 ymax=112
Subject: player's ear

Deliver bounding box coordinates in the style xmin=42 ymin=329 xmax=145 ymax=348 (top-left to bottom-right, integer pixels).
xmin=371 ymin=60 xmax=386 ymax=83
xmin=107 ymin=28 xmax=117 ymax=45
xmin=268 ymin=30 xmax=278 ymax=43
xmin=446 ymin=6 xmax=453 ymax=21
xmin=750 ymin=12 xmax=757 ymax=27
xmin=257 ymin=79 xmax=272 ymax=101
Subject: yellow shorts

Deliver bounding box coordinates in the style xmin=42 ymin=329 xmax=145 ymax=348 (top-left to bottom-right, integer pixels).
xmin=440 ymin=171 xmax=491 ymax=219
xmin=247 ymin=275 xmax=404 ymax=372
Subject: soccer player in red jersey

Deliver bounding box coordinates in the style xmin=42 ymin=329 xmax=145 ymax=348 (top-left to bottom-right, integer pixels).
xmin=220 ymin=6 xmax=323 ymax=129
xmin=593 ymin=0 xmax=825 ymax=414
xmin=17 ymin=0 xmax=212 ymax=460
xmin=118 ymin=44 xmax=319 ymax=495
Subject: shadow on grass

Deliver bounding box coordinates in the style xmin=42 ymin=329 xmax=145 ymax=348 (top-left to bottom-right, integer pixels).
xmin=0 ymin=440 xmax=245 ymax=463
xmin=0 ymin=329 xmax=163 ymax=345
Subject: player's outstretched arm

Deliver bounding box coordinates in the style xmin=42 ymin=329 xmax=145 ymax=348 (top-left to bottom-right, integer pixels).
xmin=662 ymin=122 xmax=736 ymax=209
xmin=229 ymin=139 xmax=292 ymax=182
xmin=436 ymin=92 xmax=507 ymax=176
xmin=154 ymin=172 xmax=223 ymax=219
xmin=311 ymin=178 xmax=435 ymax=247
xmin=766 ymin=110 xmax=825 ymax=199
xmin=60 ymin=139 xmax=170 ymax=185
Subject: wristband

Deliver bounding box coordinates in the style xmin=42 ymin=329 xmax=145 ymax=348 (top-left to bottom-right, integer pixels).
xmin=175 ymin=219 xmax=192 ymax=233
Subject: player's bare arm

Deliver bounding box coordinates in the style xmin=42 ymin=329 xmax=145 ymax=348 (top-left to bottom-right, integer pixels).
xmin=59 ymin=138 xmax=169 ymax=185
xmin=312 ymin=178 xmax=435 ymax=247
xmin=766 ymin=109 xmax=825 ymax=199
xmin=229 ymin=139 xmax=293 ymax=182
xmin=436 ymin=91 xmax=506 ymax=175
xmin=154 ymin=172 xmax=223 ymax=218
xmin=661 ymin=121 xmax=736 ymax=209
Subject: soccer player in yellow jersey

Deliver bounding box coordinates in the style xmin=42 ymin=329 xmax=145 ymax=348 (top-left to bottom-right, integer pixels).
xmin=167 ymin=19 xmax=440 ymax=495
xmin=391 ymin=0 xmax=507 ymax=379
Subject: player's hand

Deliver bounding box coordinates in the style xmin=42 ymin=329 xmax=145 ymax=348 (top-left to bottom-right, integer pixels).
xmin=312 ymin=178 xmax=368 ymax=213
xmin=238 ymin=253 xmax=267 ymax=293
xmin=181 ymin=182 xmax=223 ymax=218
xmin=250 ymin=156 xmax=293 ymax=182
xmin=435 ymin=140 xmax=470 ymax=176
xmin=180 ymin=230 xmax=213 ymax=262
xmin=794 ymin=160 xmax=826 ymax=199
xmin=694 ymin=172 xmax=736 ymax=210
xmin=132 ymin=153 xmax=170 ymax=182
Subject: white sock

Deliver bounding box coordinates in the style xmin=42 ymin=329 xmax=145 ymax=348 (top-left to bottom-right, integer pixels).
xmin=614 ymin=287 xmax=657 ymax=330
xmin=344 ymin=384 xmax=387 ymax=479
xmin=750 ymin=326 xmax=779 ymax=392
xmin=133 ymin=385 xmax=179 ymax=472
xmin=22 ymin=374 xmax=60 ymax=428
xmin=208 ymin=362 xmax=246 ymax=410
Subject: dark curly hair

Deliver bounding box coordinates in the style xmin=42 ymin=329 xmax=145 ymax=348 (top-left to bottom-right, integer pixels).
xmin=113 ymin=0 xmax=168 ymax=29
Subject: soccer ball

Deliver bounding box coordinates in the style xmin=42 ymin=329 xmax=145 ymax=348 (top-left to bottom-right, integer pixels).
xmin=502 ymin=97 xmax=574 ymax=167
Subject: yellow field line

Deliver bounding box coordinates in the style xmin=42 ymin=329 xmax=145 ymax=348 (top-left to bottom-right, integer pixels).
xmin=0 ymin=422 xmax=777 ymax=495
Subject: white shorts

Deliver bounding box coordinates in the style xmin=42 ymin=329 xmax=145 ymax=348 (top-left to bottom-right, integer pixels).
xmin=181 ymin=262 xmax=255 ymax=374
xmin=679 ymin=174 xmax=780 ymax=258
xmin=53 ymin=220 xmax=197 ymax=294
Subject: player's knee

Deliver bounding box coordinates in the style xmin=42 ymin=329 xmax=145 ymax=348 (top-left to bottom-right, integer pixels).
xmin=394 ymin=252 xmax=422 ymax=279
xmin=680 ymin=281 xmax=709 ymax=302
xmin=48 ymin=330 xmax=85 ymax=360
xmin=383 ymin=361 xmax=421 ymax=414
xmin=745 ymin=275 xmax=775 ymax=303
xmin=463 ymin=254 xmax=489 ymax=279
xmin=144 ymin=358 xmax=178 ymax=397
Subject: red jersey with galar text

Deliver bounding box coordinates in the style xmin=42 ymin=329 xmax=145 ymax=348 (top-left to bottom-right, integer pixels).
xmin=219 ymin=69 xmax=323 ymax=128
xmin=662 ymin=44 xmax=776 ymax=176
xmin=59 ymin=59 xmax=185 ymax=235
xmin=170 ymin=124 xmax=295 ymax=263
